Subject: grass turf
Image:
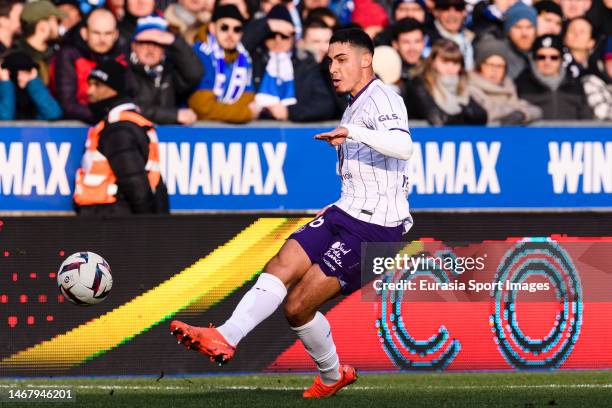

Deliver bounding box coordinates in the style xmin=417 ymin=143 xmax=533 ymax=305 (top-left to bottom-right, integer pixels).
xmin=0 ymin=371 xmax=611 ymax=407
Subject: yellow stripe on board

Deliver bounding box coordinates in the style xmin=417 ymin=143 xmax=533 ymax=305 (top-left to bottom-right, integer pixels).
xmin=182 ymin=217 xmax=309 ymax=315
xmin=0 ymin=217 xmax=309 ymax=370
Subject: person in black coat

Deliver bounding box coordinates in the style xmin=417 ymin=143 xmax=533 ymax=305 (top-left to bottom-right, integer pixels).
xmin=76 ymin=60 xmax=169 ymax=217
xmin=403 ymin=38 xmax=487 ymax=125
xmin=52 ymin=8 xmax=128 ymax=123
xmin=515 ymin=35 xmax=593 ymax=120
xmin=248 ymin=4 xmax=336 ymax=122
xmin=128 ymin=15 xmax=203 ymax=124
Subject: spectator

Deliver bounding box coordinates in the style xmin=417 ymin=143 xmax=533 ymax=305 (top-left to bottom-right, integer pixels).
xmin=560 ymin=0 xmax=592 ymax=19
xmin=17 ymin=1 xmax=65 ymax=85
xmin=307 ymin=7 xmax=338 ymax=28
xmin=165 ymin=0 xmax=214 ymax=44
xmin=374 ymin=0 xmax=426 ymax=47
xmin=299 ymin=17 xmax=332 ymax=63
xmin=251 ymin=4 xmax=335 ymax=121
xmin=0 ymin=50 xmax=62 ymax=120
xmin=470 ymin=0 xmax=518 ymax=40
xmin=0 ymin=0 xmax=23 ymax=56
xmin=53 ymin=7 xmax=127 ymax=123
xmin=392 ymin=18 xmax=426 ymax=82
xmin=564 ymin=16 xmax=597 ymax=77
xmin=74 ymin=60 xmax=169 ymax=216
xmin=107 ymin=0 xmax=126 ymax=20
xmin=468 ymin=37 xmax=541 ymax=124
xmin=394 ymin=0 xmax=427 ymax=23
xmin=516 ymin=34 xmax=593 ymax=119
xmin=119 ymin=0 xmax=156 ymax=42
xmin=586 ymin=0 xmax=612 ymax=37
xmin=188 ymin=4 xmax=256 ymax=123
xmin=429 ymin=0 xmax=475 ymax=70
xmin=535 ymin=0 xmax=562 ymax=36
xmin=352 ymin=0 xmax=389 ymax=39
xmin=581 ymin=36 xmax=612 ymax=120
xmin=218 ymin=0 xmax=256 ymax=21
xmin=129 ymin=15 xmax=203 ymax=124
xmin=300 ymin=17 xmax=345 ymax=118
xmin=54 ymin=0 xmax=82 ymax=36
xmin=255 ymin=0 xmax=302 ymax=36
xmin=503 ymin=1 xmax=537 ymax=79
xmin=300 ymin=0 xmax=329 ymax=21
xmin=405 ymin=39 xmax=487 ymax=125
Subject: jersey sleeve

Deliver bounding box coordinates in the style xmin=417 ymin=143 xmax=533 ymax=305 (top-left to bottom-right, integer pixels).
xmin=363 ymin=91 xmax=409 ymax=133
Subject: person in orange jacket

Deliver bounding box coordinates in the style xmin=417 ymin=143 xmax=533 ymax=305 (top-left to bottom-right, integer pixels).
xmin=74 ymin=59 xmax=169 ymax=216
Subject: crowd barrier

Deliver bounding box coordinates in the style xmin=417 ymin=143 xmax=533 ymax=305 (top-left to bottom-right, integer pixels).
xmin=1 ymin=213 xmax=611 ymax=376
xmin=0 ymin=122 xmax=610 ymax=212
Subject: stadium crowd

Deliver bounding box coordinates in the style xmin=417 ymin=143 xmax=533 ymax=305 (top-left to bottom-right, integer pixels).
xmin=0 ymin=0 xmax=611 ymax=125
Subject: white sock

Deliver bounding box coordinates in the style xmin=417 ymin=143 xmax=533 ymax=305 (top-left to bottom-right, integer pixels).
xmin=291 ymin=312 xmax=341 ymax=385
xmin=217 ymin=273 xmax=287 ymax=347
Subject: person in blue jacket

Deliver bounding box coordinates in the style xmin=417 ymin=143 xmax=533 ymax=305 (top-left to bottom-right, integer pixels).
xmin=0 ymin=50 xmax=63 ymax=120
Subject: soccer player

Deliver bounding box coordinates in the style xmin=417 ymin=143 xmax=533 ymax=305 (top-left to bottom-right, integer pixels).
xmin=170 ymin=27 xmax=414 ymax=398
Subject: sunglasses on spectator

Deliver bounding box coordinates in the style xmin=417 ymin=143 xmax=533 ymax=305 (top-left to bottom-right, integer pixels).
xmin=269 ymin=31 xmax=294 ymax=40
xmin=437 ymin=2 xmax=466 ymax=11
xmin=535 ymin=54 xmax=560 ymax=61
xmin=220 ymin=24 xmax=243 ymax=33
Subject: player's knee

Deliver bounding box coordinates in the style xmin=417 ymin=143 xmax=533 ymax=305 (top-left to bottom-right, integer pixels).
xmin=264 ymin=253 xmax=298 ymax=287
xmin=283 ymin=296 xmax=313 ymax=327
xmin=263 ymin=254 xmax=286 ymax=279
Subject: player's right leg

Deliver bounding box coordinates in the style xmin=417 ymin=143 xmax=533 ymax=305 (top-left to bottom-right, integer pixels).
xmin=170 ymin=239 xmax=313 ymax=364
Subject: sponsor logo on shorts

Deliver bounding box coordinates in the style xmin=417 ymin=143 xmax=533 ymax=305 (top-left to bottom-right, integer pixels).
xmin=323 ymin=258 xmax=336 ymax=272
xmin=324 ymin=241 xmax=351 ymax=268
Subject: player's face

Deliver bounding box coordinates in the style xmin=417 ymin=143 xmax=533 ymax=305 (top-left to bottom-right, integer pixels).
xmin=327 ymin=42 xmax=367 ymax=94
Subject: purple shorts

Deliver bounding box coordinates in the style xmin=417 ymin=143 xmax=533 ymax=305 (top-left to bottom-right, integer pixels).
xmin=289 ymin=205 xmax=403 ymax=295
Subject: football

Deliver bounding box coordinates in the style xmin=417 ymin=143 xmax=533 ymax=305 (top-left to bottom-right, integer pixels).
xmin=57 ymin=252 xmax=113 ymax=305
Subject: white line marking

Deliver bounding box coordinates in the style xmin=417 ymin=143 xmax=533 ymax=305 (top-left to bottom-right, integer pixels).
xmin=0 ymin=384 xmax=611 ymax=392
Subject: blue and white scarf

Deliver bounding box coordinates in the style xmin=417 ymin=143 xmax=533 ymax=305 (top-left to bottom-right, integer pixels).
xmin=255 ymin=52 xmax=296 ymax=107
xmin=202 ymin=32 xmax=252 ymax=104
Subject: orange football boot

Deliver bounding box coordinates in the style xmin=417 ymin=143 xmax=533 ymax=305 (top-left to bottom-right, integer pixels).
xmin=302 ymin=364 xmax=358 ymax=398
xmin=170 ymin=320 xmax=235 ymax=365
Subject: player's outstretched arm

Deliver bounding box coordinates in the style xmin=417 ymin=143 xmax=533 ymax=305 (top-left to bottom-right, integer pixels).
xmin=343 ymin=125 xmax=413 ymax=160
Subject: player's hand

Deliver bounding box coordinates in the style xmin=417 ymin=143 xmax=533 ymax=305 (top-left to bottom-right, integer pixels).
xmin=314 ymin=127 xmax=348 ymax=146
xmin=177 ymin=108 xmax=197 ymax=125
xmin=135 ymin=29 xmax=175 ymax=45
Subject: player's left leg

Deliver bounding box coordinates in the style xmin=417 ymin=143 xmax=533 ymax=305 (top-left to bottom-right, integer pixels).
xmin=283 ymin=265 xmax=357 ymax=397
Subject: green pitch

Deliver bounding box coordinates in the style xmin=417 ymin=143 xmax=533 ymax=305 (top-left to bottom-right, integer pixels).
xmin=1 ymin=371 xmax=610 ymax=407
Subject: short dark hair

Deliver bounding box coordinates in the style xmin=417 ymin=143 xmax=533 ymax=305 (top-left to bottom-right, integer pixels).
xmin=0 ymin=0 xmax=20 ymax=18
xmin=329 ymin=27 xmax=374 ymax=54
xmin=303 ymin=17 xmax=332 ymax=37
xmin=392 ymin=17 xmax=424 ymax=41
xmin=21 ymin=20 xmax=38 ymax=39
xmin=306 ymin=7 xmax=337 ymax=25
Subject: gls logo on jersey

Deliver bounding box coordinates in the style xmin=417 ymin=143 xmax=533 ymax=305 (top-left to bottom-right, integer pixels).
xmin=377 ymin=113 xmax=399 ymax=122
